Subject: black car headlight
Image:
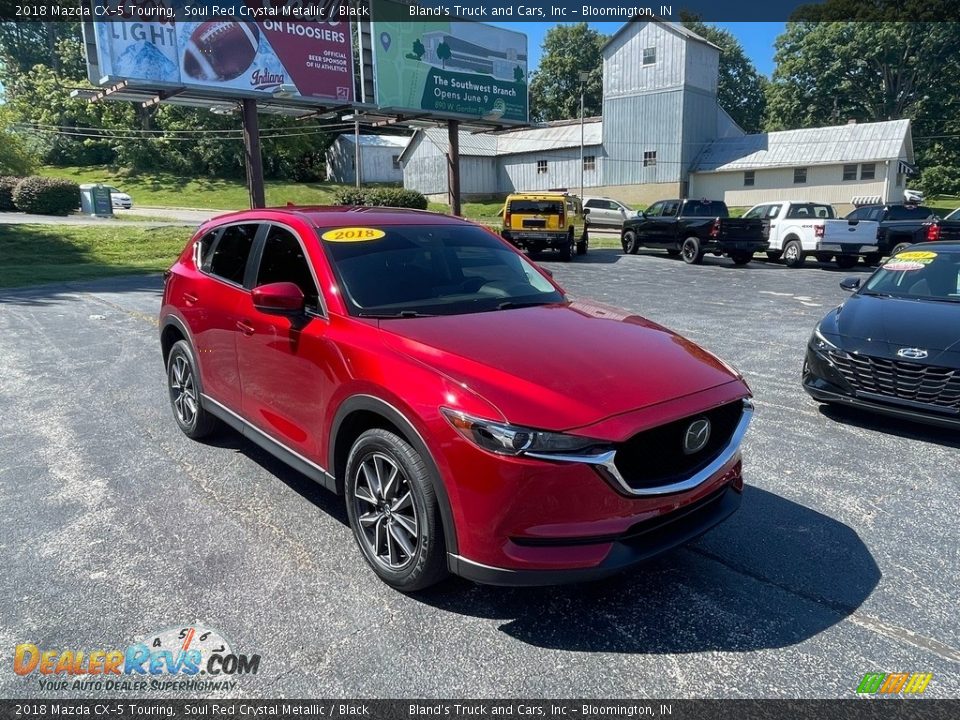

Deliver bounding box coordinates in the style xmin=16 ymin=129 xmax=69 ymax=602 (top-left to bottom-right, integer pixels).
xmin=441 ymin=408 xmax=602 ymax=456
xmin=811 ymin=325 xmax=840 ymax=355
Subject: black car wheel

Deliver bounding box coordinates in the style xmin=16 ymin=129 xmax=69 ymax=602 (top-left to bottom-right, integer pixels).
xmin=166 ymin=340 xmax=219 ymax=439
xmin=835 ymin=255 xmax=859 ymax=270
xmin=783 ymin=239 xmax=806 ymax=268
xmin=345 ymin=428 xmax=447 ymax=592
xmin=576 ymin=228 xmax=589 ymax=255
xmin=558 ymin=230 xmax=574 ymax=262
xmin=622 ymin=230 xmax=640 ymax=255
xmin=681 ymin=236 xmax=704 ymax=265
xmin=730 ymin=252 xmax=753 ymax=266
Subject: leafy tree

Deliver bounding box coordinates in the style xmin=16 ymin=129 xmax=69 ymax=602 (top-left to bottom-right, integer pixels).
xmin=528 ymin=24 xmax=606 ymax=123
xmin=0 ymin=107 xmax=36 ymax=176
xmin=680 ymin=16 xmax=768 ymax=134
xmin=764 ymin=19 xmax=960 ymax=194
xmin=412 ymin=39 xmax=425 ymax=60
xmin=436 ymin=41 xmax=451 ymax=69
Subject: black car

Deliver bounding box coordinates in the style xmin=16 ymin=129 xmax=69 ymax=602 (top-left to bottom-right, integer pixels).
xmin=803 ymin=242 xmax=960 ymax=429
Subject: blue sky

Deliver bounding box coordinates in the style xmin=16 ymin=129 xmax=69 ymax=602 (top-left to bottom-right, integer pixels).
xmin=491 ymin=22 xmax=786 ymax=77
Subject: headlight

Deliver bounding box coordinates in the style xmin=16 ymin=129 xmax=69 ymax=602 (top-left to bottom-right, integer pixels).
xmin=812 ymin=324 xmax=838 ymax=353
xmin=441 ymin=408 xmax=602 ymax=456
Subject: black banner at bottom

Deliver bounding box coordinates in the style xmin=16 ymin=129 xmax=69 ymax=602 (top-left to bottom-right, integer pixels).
xmin=1 ymin=700 xmax=959 ymax=720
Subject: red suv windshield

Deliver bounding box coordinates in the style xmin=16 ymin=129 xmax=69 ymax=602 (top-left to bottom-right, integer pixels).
xmin=318 ymin=224 xmax=564 ymax=317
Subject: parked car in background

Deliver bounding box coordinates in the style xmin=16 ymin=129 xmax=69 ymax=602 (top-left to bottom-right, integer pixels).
xmin=583 ymin=196 xmax=638 ymax=228
xmin=105 ymin=186 xmax=133 ymax=209
xmin=804 ymin=243 xmax=960 ymax=429
xmin=500 ymin=192 xmax=587 ymax=261
xmin=903 ymin=189 xmax=925 ymax=204
xmin=621 ymin=198 xmax=768 ymax=265
xmin=160 ymin=207 xmax=753 ymax=590
xmin=846 ymin=204 xmax=960 ymax=257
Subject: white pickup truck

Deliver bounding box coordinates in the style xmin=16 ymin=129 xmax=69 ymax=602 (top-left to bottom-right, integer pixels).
xmin=742 ymin=201 xmax=881 ymax=269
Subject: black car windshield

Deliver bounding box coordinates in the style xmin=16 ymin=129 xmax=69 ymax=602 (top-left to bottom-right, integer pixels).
xmin=318 ymin=224 xmax=564 ymax=317
xmin=863 ymin=250 xmax=960 ymax=302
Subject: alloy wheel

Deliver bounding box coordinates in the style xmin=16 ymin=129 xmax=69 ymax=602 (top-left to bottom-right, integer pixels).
xmin=169 ymin=355 xmax=198 ymax=427
xmin=353 ymin=452 xmax=420 ymax=570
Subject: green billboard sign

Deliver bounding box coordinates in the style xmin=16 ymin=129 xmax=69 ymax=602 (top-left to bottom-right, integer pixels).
xmin=371 ymin=3 xmax=528 ymax=124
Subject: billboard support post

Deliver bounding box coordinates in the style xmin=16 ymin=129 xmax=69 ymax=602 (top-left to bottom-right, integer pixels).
xmin=242 ymin=99 xmax=266 ymax=209
xmin=447 ymin=120 xmax=461 ymax=217
xmin=355 ymin=118 xmax=362 ymax=188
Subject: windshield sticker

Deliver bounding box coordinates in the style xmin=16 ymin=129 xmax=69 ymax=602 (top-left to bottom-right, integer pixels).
xmin=321 ymin=227 xmax=386 ymax=242
xmin=894 ymin=250 xmax=937 ymax=261
xmin=884 ymin=260 xmax=927 ymax=272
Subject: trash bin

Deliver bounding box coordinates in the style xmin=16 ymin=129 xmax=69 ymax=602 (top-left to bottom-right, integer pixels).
xmin=80 ymin=183 xmax=114 ymax=217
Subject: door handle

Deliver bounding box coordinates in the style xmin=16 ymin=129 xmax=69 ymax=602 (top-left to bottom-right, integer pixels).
xmin=236 ymin=320 xmax=255 ymax=336
xmin=183 ymin=292 xmax=199 ymax=305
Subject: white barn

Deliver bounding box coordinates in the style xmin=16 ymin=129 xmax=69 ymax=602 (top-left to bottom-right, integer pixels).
xmin=399 ymin=20 xmax=916 ymax=212
xmin=326 ymin=134 xmax=410 ymax=184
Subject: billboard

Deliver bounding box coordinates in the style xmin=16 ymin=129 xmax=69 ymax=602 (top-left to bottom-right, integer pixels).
xmin=371 ymin=1 xmax=528 ymax=123
xmin=93 ymin=2 xmax=354 ymax=102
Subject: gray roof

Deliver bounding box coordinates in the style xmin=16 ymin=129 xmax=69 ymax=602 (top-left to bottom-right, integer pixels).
xmin=338 ymin=134 xmax=410 ymax=148
xmin=403 ymin=118 xmax=603 ymax=160
xmin=692 ymin=119 xmax=912 ymax=173
xmin=602 ymin=20 xmax=721 ymax=53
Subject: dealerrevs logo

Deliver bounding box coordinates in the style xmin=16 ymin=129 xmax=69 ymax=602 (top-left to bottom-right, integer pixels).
xmin=13 ymin=625 xmax=260 ymax=693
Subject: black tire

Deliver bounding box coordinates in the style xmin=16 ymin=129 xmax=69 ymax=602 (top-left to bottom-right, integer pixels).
xmin=576 ymin=227 xmax=588 ymax=255
xmin=622 ymin=229 xmax=640 ymax=255
xmin=681 ymin=236 xmax=704 ymax=265
xmin=730 ymin=252 xmax=753 ymax=266
xmin=344 ymin=428 xmax=448 ymax=592
xmin=782 ymin=239 xmax=806 ymax=268
xmin=666 ymin=248 xmax=681 ymax=257
xmin=765 ymin=251 xmax=783 ymax=262
xmin=835 ymin=255 xmax=858 ymax=270
xmin=891 ymin=242 xmax=911 ymax=257
xmin=814 ymin=253 xmax=834 ymax=263
xmin=166 ymin=339 xmax=219 ymax=439
xmin=863 ymin=253 xmax=882 ymax=267
xmin=558 ymin=229 xmax=574 ymax=262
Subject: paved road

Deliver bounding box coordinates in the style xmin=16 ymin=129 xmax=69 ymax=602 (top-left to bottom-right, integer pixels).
xmin=0 ymin=250 xmax=957 ymax=699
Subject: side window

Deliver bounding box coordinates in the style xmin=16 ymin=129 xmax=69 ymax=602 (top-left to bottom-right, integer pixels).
xmin=846 ymin=208 xmax=866 ymax=221
xmin=646 ymin=202 xmax=663 ymax=217
xmin=661 ymin=201 xmax=680 ymax=217
xmin=194 ymin=229 xmax=220 ymax=271
xmin=209 ymin=224 xmax=259 ymax=285
xmin=255 ymin=225 xmax=320 ymax=312
xmin=585 ymin=199 xmax=600 ymax=209
xmin=767 ymin=205 xmax=782 ymax=218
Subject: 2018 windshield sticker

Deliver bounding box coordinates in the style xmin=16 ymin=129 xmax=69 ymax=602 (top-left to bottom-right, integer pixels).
xmin=321 ymin=227 xmax=386 ymax=242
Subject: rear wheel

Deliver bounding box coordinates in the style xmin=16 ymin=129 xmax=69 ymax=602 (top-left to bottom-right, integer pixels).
xmin=345 ymin=429 xmax=448 ymax=592
xmin=576 ymin=227 xmax=588 ymax=255
xmin=681 ymin=236 xmax=704 ymax=265
xmin=863 ymin=253 xmax=882 ymax=266
xmin=835 ymin=255 xmax=859 ymax=269
xmin=622 ymin=229 xmax=640 ymax=254
xmin=558 ymin=229 xmax=574 ymax=262
xmin=166 ymin=340 xmax=219 ymax=439
xmin=782 ymin=239 xmax=806 ymax=268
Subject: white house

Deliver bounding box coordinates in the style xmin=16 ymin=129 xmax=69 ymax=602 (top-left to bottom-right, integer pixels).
xmin=326 ymin=134 xmax=410 ymax=184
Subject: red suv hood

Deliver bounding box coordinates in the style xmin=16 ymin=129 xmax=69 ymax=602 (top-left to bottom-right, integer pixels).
xmin=379 ymin=301 xmax=745 ymax=432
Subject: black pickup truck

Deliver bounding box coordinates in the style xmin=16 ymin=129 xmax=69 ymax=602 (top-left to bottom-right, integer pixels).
xmin=621 ymin=199 xmax=769 ymax=265
xmin=845 ymin=204 xmax=960 ymax=256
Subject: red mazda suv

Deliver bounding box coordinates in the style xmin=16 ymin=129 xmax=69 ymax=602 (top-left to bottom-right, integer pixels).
xmin=159 ymin=207 xmax=753 ymax=590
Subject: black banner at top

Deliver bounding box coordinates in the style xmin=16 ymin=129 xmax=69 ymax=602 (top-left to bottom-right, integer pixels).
xmin=2 ymin=0 xmax=960 ymax=22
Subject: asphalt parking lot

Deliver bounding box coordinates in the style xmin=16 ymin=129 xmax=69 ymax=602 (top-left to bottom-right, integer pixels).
xmin=1 ymin=248 xmax=958 ymax=699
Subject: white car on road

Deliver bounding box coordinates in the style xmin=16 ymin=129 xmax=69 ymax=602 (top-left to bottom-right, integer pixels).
xmin=583 ymin=196 xmax=638 ymax=228
xmin=104 ymin=186 xmax=133 ymax=210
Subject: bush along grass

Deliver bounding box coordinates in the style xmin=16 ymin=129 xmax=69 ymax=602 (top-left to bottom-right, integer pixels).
xmin=332 ymin=187 xmax=428 ymax=210
xmin=0 ymin=176 xmax=23 ymax=211
xmin=12 ymin=176 xmax=80 ymax=215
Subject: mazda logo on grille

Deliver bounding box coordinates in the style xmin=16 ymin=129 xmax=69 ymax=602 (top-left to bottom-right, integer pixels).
xmin=683 ymin=418 xmax=711 ymax=455
xmin=897 ymin=348 xmax=929 ymax=360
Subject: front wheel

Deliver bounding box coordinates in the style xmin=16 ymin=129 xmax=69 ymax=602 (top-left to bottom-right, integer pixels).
xmin=345 ymin=428 xmax=448 ymax=592
xmin=835 ymin=255 xmax=859 ymax=270
xmin=576 ymin=228 xmax=588 ymax=255
xmin=167 ymin=340 xmax=220 ymax=439
xmin=681 ymin=236 xmax=704 ymax=265
xmin=622 ymin=230 xmax=640 ymax=254
xmin=730 ymin=252 xmax=753 ymax=266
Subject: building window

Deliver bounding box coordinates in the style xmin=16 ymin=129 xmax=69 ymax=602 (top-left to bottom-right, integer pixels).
xmin=537 ymin=160 xmax=548 ymax=174
xmin=583 ymin=155 xmax=596 ymax=171
xmin=860 ymin=163 xmax=876 ymax=180
xmin=642 ymin=47 xmax=656 ymax=65
xmin=643 ymin=150 xmax=657 ymax=168
xmin=842 ymin=164 xmax=857 ymax=181
xmin=743 ymin=171 xmax=755 ymax=187
xmin=794 ymin=167 xmax=807 ymax=184
xmin=392 ymin=155 xmax=400 ymax=170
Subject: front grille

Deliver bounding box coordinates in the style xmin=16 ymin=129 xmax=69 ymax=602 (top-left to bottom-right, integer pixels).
xmin=828 ymin=351 xmax=960 ymax=413
xmin=613 ymin=402 xmax=743 ymax=490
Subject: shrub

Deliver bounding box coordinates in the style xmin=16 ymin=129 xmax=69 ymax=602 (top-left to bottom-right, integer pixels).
xmin=12 ymin=176 xmax=80 ymax=216
xmin=0 ymin=176 xmax=23 ymax=211
xmin=332 ymin=187 xmax=370 ymax=206
xmin=365 ymin=187 xmax=428 ymax=210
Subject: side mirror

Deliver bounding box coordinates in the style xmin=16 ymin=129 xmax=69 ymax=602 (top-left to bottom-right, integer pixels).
xmin=582 ymin=207 xmax=590 ymax=215
xmin=839 ymin=277 xmax=861 ymax=292
xmin=252 ymin=282 xmax=305 ymax=314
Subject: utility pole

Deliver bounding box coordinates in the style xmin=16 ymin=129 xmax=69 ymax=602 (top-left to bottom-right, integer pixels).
xmin=241 ymin=99 xmax=265 ymax=209
xmin=579 ymin=71 xmax=589 ymax=200
xmin=354 ymin=117 xmax=362 ymax=188
xmin=447 ymin=119 xmax=461 ymax=216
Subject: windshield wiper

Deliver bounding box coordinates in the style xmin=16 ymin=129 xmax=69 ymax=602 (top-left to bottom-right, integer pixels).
xmin=358 ymin=310 xmax=435 ymax=318
xmin=494 ymin=300 xmax=552 ymax=311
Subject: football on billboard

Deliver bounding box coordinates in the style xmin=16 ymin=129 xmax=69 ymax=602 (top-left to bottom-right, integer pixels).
xmin=183 ymin=21 xmax=260 ymax=82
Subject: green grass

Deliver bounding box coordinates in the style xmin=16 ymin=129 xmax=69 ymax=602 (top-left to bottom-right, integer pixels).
xmin=0 ymin=224 xmax=192 ymax=288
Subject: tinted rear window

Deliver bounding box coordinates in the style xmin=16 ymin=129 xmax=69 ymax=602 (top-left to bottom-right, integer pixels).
xmin=508 ymin=200 xmax=564 ymax=214
xmin=786 ymin=203 xmax=835 ymax=219
xmin=681 ymin=201 xmax=729 ymax=217
xmin=887 ymin=205 xmax=934 ymax=220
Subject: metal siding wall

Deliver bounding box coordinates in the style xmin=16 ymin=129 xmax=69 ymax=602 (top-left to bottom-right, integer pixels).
xmin=683 ymin=41 xmax=719 ymax=94
xmin=325 ymin=137 xmax=354 ymax=184
xmin=681 ymin=89 xmax=722 ymax=180
xmin=402 ymin=135 xmax=447 ymax=196
xmin=462 ymin=157 xmax=499 ymax=195
xmin=604 ymin=23 xmax=686 ymax=98
xmin=602 ymin=91 xmax=685 ymax=186
xmin=500 ymin=146 xmax=604 ymax=193
xmin=361 ymin=147 xmax=405 ymax=184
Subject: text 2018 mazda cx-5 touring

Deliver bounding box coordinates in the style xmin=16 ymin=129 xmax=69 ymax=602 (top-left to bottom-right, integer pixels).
xmin=159 ymin=207 xmax=753 ymax=590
